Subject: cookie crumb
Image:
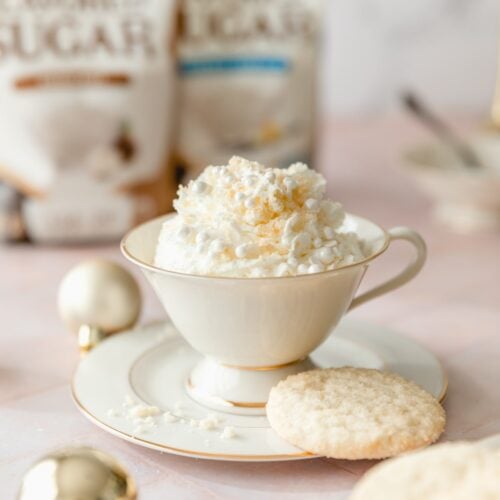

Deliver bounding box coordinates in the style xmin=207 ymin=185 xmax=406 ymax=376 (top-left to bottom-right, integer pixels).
xmin=163 ymin=412 xmax=178 ymax=423
xmin=220 ymin=426 xmax=236 ymax=439
xmin=130 ymin=405 xmax=161 ymax=418
xmin=199 ymin=416 xmax=218 ymax=431
xmin=133 ymin=425 xmax=148 ymax=435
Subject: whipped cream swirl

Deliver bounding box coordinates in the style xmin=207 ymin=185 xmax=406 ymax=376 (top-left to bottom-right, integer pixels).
xmin=154 ymin=157 xmax=365 ymax=277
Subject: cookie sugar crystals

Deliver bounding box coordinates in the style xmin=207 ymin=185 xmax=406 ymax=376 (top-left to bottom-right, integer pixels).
xmin=0 ymin=0 xmax=177 ymax=243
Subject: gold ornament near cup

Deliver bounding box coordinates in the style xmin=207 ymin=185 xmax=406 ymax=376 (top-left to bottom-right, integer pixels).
xmin=58 ymin=260 xmax=142 ymax=353
xmin=17 ymin=447 xmax=137 ymax=500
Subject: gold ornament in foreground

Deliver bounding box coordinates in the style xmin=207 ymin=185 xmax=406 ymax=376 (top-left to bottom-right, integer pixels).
xmin=17 ymin=447 xmax=137 ymax=500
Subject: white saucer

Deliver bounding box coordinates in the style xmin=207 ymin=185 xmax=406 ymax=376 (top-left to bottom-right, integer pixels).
xmin=72 ymin=319 xmax=447 ymax=462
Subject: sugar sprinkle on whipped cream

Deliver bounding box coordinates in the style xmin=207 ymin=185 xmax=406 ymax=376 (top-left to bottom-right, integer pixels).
xmin=155 ymin=157 xmax=365 ymax=277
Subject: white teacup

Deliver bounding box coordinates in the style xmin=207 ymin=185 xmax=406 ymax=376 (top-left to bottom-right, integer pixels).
xmin=122 ymin=214 xmax=426 ymax=415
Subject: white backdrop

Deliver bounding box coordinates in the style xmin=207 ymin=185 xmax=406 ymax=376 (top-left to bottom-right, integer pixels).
xmin=320 ymin=0 xmax=499 ymax=116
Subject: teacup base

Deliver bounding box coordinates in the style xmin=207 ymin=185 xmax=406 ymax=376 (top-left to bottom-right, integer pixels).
xmin=186 ymin=356 xmax=318 ymax=415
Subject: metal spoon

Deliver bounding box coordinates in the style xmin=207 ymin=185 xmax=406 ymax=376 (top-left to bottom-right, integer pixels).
xmin=401 ymin=91 xmax=483 ymax=169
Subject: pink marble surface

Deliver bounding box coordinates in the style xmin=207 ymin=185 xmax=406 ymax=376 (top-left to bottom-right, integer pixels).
xmin=1 ymin=117 xmax=500 ymax=499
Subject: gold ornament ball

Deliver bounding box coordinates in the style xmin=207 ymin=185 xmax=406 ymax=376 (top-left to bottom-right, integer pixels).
xmin=58 ymin=259 xmax=141 ymax=336
xmin=17 ymin=447 xmax=137 ymax=500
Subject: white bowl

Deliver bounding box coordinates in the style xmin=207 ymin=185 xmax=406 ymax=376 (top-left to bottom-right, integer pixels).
xmin=122 ymin=214 xmax=426 ymax=414
xmin=403 ymin=133 xmax=500 ymax=232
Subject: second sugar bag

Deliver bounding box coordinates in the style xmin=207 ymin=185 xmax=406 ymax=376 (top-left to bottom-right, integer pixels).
xmin=174 ymin=0 xmax=324 ymax=179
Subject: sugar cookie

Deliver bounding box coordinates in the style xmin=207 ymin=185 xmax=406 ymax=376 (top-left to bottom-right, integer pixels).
xmin=266 ymin=367 xmax=445 ymax=459
xmin=350 ymin=442 xmax=500 ymax=500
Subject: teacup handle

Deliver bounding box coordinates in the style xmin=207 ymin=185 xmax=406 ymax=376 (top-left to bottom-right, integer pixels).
xmin=348 ymin=227 xmax=427 ymax=311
